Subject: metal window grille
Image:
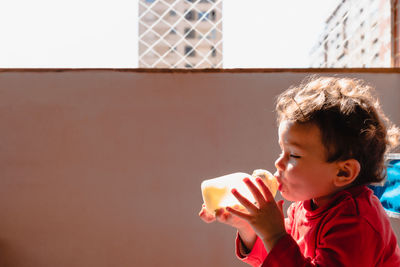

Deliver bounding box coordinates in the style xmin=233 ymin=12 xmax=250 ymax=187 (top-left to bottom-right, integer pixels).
xmin=139 ymin=0 xmax=223 ymax=68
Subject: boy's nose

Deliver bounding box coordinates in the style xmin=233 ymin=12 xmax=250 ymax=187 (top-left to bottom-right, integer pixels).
xmin=275 ymin=155 xmax=285 ymax=171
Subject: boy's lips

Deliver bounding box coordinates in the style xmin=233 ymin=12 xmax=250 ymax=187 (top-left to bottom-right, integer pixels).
xmin=274 ymin=172 xmax=283 ymax=191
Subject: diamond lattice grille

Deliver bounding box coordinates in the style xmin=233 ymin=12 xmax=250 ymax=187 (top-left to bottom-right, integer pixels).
xmin=139 ymin=0 xmax=223 ymax=68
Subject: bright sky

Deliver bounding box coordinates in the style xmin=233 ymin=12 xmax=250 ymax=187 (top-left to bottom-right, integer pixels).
xmin=0 ymin=0 xmax=339 ymax=68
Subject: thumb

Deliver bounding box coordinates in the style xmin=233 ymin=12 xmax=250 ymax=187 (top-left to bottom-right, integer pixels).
xmin=277 ymin=200 xmax=284 ymax=215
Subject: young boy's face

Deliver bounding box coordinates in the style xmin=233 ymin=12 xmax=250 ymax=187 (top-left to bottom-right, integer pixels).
xmin=274 ymin=120 xmax=340 ymax=206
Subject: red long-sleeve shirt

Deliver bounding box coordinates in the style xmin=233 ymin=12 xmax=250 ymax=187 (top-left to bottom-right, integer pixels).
xmin=236 ymin=185 xmax=400 ymax=267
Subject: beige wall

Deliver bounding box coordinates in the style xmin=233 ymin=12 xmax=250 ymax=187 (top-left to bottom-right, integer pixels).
xmin=0 ymin=70 xmax=398 ymax=266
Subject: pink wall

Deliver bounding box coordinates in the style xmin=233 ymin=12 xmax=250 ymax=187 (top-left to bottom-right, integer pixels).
xmin=0 ymin=70 xmax=398 ymax=266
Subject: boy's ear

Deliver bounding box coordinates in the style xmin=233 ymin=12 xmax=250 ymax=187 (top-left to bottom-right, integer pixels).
xmin=333 ymin=159 xmax=361 ymax=187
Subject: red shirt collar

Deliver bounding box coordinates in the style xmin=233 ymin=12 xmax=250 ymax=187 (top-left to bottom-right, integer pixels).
xmin=303 ymin=185 xmax=369 ymax=219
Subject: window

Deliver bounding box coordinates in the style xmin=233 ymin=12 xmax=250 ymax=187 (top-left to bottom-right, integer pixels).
xmin=198 ymin=11 xmax=208 ymax=21
xmin=211 ymin=46 xmax=216 ymax=57
xmin=210 ymin=10 xmax=216 ymax=21
xmin=184 ymin=46 xmax=196 ymax=57
xmin=207 ymin=29 xmax=216 ymax=39
xmin=185 ymin=10 xmax=195 ymax=20
xmin=139 ymin=0 xmax=222 ymax=68
xmin=184 ymin=28 xmax=196 ymax=39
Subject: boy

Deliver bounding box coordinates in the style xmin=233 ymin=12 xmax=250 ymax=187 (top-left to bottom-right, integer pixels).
xmin=199 ymin=76 xmax=400 ymax=266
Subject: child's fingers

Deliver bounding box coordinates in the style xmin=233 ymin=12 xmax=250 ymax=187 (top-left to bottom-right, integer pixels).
xmin=231 ymin=188 xmax=258 ymax=213
xmin=199 ymin=205 xmax=216 ymax=223
xmin=216 ymin=208 xmax=238 ymax=225
xmin=201 ymin=213 xmax=215 ymax=223
xmin=243 ymin=177 xmax=267 ymax=206
xmin=215 ymin=208 xmax=230 ymax=223
xmin=215 ymin=208 xmax=224 ymax=218
xmin=226 ymin=206 xmax=251 ymax=221
xmin=256 ymin=177 xmax=275 ymax=202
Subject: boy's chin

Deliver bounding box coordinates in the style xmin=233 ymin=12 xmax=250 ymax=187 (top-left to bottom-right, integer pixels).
xmin=280 ymin=191 xmax=304 ymax=202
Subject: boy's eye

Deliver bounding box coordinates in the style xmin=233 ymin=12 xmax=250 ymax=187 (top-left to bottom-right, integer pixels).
xmin=290 ymin=154 xmax=301 ymax=159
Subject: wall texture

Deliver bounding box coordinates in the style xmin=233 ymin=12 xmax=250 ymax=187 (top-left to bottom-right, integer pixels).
xmin=0 ymin=70 xmax=398 ymax=266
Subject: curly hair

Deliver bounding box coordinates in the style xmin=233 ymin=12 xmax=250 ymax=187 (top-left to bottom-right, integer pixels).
xmin=276 ymin=76 xmax=400 ymax=186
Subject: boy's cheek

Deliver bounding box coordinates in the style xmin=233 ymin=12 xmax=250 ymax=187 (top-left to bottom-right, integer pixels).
xmin=283 ymin=170 xmax=298 ymax=182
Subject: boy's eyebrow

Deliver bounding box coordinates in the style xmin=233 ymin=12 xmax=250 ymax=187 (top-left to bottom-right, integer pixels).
xmin=285 ymin=140 xmax=307 ymax=150
xmin=278 ymin=139 xmax=307 ymax=151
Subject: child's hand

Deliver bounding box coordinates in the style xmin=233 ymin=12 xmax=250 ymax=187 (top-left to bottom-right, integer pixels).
xmin=198 ymin=204 xmax=250 ymax=230
xmin=215 ymin=205 xmax=253 ymax=230
xmin=226 ymin=177 xmax=286 ymax=252
xmin=199 ymin=203 xmax=257 ymax=252
xmin=198 ymin=204 xmax=216 ymax=223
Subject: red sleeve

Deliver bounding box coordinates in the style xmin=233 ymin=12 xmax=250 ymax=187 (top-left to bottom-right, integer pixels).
xmin=235 ymin=234 xmax=267 ymax=267
xmin=235 ymin=203 xmax=297 ymax=266
xmin=262 ymin=217 xmax=383 ymax=267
